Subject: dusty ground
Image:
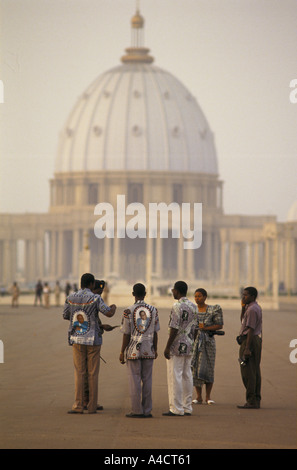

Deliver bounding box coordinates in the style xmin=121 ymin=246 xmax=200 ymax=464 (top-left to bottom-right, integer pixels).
xmin=0 ymin=296 xmax=296 ymax=454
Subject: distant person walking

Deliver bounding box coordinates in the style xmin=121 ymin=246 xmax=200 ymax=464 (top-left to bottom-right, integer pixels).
xmin=163 ymin=281 xmax=198 ymax=416
xmin=119 ymin=283 xmax=160 ymax=418
xmin=34 ymin=280 xmax=43 ymax=306
xmin=43 ymin=282 xmax=50 ymax=308
xmin=54 ymin=281 xmax=61 ymax=307
xmin=11 ymin=282 xmax=20 ymax=307
xmin=65 ymin=282 xmax=72 ymax=298
xmin=237 ymin=286 xmax=262 ymax=409
xmin=63 ymin=273 xmax=117 ymax=414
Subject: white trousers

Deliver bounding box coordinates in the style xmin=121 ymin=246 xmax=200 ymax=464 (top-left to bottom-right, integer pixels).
xmin=166 ymin=355 xmax=193 ymax=415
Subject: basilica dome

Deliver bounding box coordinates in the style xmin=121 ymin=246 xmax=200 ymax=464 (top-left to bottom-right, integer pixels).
xmin=55 ymin=11 xmax=218 ymax=176
xmin=287 ymin=200 xmax=297 ymax=221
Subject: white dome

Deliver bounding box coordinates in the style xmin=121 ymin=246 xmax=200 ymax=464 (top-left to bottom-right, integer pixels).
xmin=55 ymin=24 xmax=218 ymax=175
xmin=287 ymin=200 xmax=297 ymax=221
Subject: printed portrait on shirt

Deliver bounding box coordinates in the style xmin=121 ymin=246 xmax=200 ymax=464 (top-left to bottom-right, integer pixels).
xmin=71 ymin=310 xmax=89 ymax=335
xmin=133 ymin=305 xmax=152 ymax=334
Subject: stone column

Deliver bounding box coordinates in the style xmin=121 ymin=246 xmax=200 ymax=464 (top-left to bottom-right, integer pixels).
xmin=113 ymin=236 xmax=120 ymax=277
xmin=155 ymin=236 xmax=162 ymax=279
xmin=103 ymin=237 xmax=111 ymax=278
xmin=49 ymin=231 xmax=57 ymax=279
xmin=247 ymin=242 xmax=253 ymax=285
xmin=253 ymin=242 xmax=259 ymax=287
xmin=57 ymin=231 xmax=64 ymax=278
xmin=72 ymin=229 xmax=80 ymax=280
xmin=264 ymin=238 xmax=270 ymax=294
xmin=177 ymin=235 xmax=184 ymax=279
xmin=220 ymin=230 xmax=226 ymax=283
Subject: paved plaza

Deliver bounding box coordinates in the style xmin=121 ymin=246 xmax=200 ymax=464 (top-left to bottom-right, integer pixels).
xmin=0 ymin=296 xmax=296 ymax=450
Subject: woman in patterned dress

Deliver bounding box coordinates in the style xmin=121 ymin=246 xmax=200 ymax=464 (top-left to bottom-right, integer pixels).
xmin=191 ymin=288 xmax=224 ymax=404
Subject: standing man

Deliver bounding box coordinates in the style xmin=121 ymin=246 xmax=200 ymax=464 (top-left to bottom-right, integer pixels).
xmin=163 ymin=281 xmax=198 ymax=416
xmin=119 ymin=283 xmax=160 ymax=418
xmin=63 ymin=273 xmax=116 ymax=414
xmin=237 ymin=286 xmax=262 ymax=409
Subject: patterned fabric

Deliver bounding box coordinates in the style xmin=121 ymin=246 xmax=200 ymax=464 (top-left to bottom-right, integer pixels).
xmin=168 ymin=297 xmax=198 ymax=356
xmin=120 ymin=300 xmax=160 ymax=360
xmin=63 ymin=288 xmax=111 ymax=346
xmin=191 ymin=304 xmax=224 ymax=385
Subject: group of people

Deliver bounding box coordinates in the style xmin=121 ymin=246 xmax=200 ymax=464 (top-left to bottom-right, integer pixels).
xmin=63 ymin=273 xmax=263 ymax=416
xmin=33 ymin=280 xmax=59 ymax=307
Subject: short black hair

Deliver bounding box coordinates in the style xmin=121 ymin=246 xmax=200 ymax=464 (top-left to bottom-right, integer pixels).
xmin=244 ymin=286 xmax=258 ymax=299
xmin=133 ymin=283 xmax=146 ymax=297
xmin=195 ymin=288 xmax=207 ymax=298
xmin=80 ymin=273 xmax=95 ymax=289
xmin=174 ymin=281 xmax=188 ymax=296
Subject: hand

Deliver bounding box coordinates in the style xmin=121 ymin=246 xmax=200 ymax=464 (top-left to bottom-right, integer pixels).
xmin=244 ymin=347 xmax=252 ymax=358
xmin=119 ymin=352 xmax=125 ymax=364
xmin=103 ymin=324 xmax=119 ymax=331
xmin=164 ymin=347 xmax=171 ymax=360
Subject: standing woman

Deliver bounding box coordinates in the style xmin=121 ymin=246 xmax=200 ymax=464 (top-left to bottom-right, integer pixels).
xmin=191 ymin=288 xmax=224 ymax=404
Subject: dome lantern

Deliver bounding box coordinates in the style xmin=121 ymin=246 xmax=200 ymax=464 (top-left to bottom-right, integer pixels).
xmin=121 ymin=7 xmax=154 ymax=64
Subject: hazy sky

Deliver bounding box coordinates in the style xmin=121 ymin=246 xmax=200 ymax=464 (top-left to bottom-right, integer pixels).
xmin=0 ymin=0 xmax=296 ymax=221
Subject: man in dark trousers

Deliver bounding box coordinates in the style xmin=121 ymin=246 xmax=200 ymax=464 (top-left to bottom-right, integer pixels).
xmin=237 ymin=286 xmax=262 ymax=409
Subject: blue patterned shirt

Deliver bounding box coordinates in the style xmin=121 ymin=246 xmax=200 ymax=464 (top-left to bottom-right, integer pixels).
xmin=63 ymin=288 xmax=111 ymax=346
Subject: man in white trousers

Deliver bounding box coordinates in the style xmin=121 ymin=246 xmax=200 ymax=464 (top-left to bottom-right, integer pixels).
xmin=163 ymin=281 xmax=198 ymax=416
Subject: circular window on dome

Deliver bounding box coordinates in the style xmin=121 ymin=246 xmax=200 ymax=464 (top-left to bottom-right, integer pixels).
xmin=132 ymin=125 xmax=142 ymax=137
xmin=93 ymin=126 xmax=102 ymax=137
xmin=172 ymin=126 xmax=180 ymax=137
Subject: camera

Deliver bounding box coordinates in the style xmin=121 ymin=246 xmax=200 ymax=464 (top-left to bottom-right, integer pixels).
xmin=208 ymin=330 xmax=225 ymax=337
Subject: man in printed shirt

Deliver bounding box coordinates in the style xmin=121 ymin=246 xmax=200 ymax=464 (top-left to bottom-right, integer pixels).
xmin=237 ymin=286 xmax=262 ymax=409
xmin=163 ymin=281 xmax=198 ymax=416
xmin=63 ymin=273 xmax=116 ymax=414
xmin=119 ymin=283 xmax=160 ymax=418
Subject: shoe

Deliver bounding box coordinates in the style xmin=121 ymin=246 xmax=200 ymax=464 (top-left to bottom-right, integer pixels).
xmin=83 ymin=404 xmax=104 ymax=411
xmin=237 ymin=403 xmax=258 ymax=409
xmin=184 ymin=412 xmax=192 ymax=416
xmin=192 ymin=399 xmax=203 ymax=404
xmin=125 ymin=412 xmax=145 ymax=418
xmin=144 ymin=413 xmax=153 ymax=418
xmin=206 ymin=400 xmax=215 ymax=405
xmin=67 ymin=409 xmax=83 ymax=414
xmin=162 ymin=411 xmax=183 ymax=416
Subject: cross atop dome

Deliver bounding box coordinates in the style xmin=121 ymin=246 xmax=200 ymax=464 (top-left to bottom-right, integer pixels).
xmin=121 ymin=3 xmax=154 ymax=64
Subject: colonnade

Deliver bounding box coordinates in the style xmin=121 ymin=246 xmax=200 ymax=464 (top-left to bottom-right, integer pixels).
xmin=1 ymin=216 xmax=296 ymax=297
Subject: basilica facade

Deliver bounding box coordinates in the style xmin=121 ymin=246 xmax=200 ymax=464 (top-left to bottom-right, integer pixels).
xmin=1 ymin=9 xmax=296 ymax=298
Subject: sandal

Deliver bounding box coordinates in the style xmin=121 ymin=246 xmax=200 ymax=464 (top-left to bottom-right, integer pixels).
xmin=192 ymin=399 xmax=203 ymax=404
